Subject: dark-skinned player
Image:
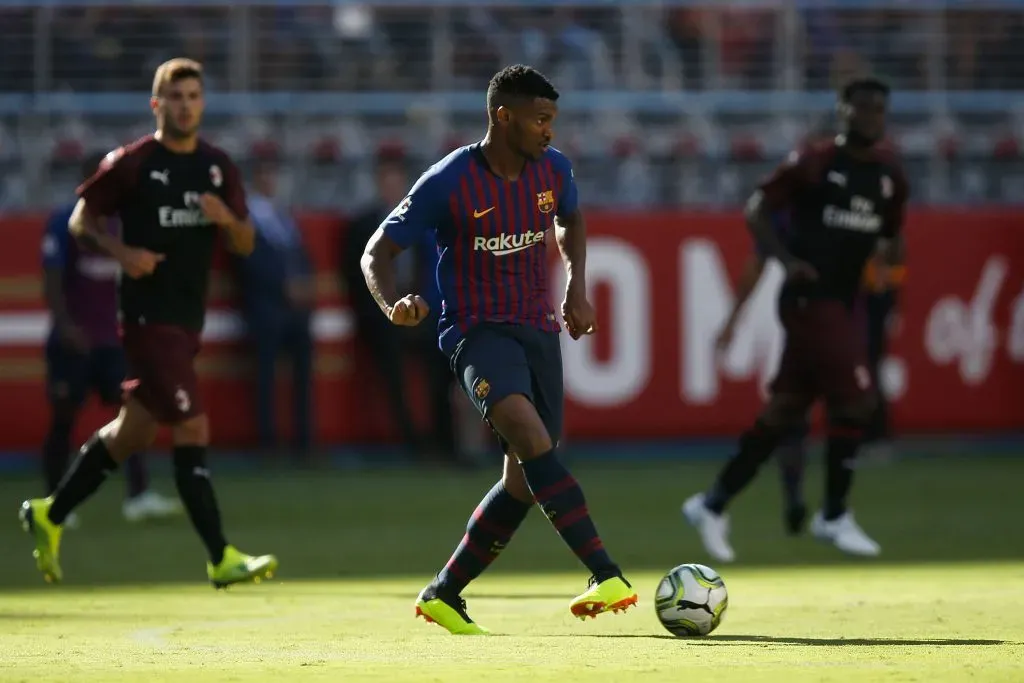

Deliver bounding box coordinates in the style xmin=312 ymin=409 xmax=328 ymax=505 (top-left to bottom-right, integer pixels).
xmin=361 ymin=65 xmax=637 ymax=634
xmin=683 ymin=76 xmax=909 ymax=562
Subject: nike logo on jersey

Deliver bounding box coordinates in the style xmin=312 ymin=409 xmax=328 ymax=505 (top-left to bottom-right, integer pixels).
xmin=473 ymin=207 xmax=496 ymax=219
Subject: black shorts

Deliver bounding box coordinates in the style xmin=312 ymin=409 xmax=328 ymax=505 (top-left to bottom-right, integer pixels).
xmin=45 ymin=341 xmax=126 ymax=407
xmin=451 ymin=322 xmax=564 ymax=453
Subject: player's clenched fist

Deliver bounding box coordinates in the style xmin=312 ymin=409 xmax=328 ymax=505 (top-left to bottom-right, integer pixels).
xmin=199 ymin=192 xmax=235 ymax=226
xmin=389 ymin=294 xmax=430 ymax=326
xmin=561 ymin=286 xmax=597 ymax=340
xmin=119 ymin=247 xmax=165 ymax=279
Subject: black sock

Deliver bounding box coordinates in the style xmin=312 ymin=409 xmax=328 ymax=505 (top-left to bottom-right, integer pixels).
xmin=824 ymin=425 xmax=862 ymax=520
xmin=705 ymin=421 xmax=783 ymax=514
xmin=173 ymin=446 xmax=228 ymax=565
xmin=42 ymin=410 xmax=75 ymax=495
xmin=48 ymin=433 xmax=118 ymax=525
xmin=776 ymin=439 xmax=807 ymax=510
xmin=123 ymin=454 xmax=150 ymax=499
xmin=520 ymin=450 xmax=620 ymax=582
xmin=435 ymin=481 xmax=532 ymax=594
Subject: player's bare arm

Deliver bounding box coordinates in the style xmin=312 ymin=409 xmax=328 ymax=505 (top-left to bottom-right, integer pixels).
xmin=68 ymin=198 xmax=123 ymax=258
xmin=361 ymin=227 xmax=429 ymax=326
xmin=716 ymin=253 xmax=766 ymax=352
xmin=876 ymin=163 xmax=909 ymax=285
xmin=744 ymin=192 xmax=817 ymax=282
xmin=555 ymin=209 xmax=596 ymax=339
xmin=199 ymin=193 xmax=255 ymax=256
xmin=68 ymin=199 xmax=164 ymax=279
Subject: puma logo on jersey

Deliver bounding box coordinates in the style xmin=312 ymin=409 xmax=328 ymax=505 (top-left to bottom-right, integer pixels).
xmin=150 ymin=169 xmax=170 ymax=186
xmin=473 ymin=231 xmax=546 ymax=256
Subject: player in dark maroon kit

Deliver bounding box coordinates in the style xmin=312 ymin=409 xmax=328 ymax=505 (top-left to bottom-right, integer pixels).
xmin=20 ymin=58 xmax=278 ymax=587
xmin=683 ymin=76 xmax=909 ymax=562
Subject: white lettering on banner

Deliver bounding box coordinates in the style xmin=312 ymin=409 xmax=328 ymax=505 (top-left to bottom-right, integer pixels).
xmin=680 ymin=240 xmax=784 ymax=404
xmin=1007 ymin=288 xmax=1024 ymax=362
xmin=925 ymin=255 xmax=1007 ymax=385
xmin=556 ymin=237 xmax=651 ymax=407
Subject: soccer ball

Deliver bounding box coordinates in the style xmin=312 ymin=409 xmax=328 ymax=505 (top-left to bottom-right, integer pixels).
xmin=655 ymin=563 xmax=728 ymax=637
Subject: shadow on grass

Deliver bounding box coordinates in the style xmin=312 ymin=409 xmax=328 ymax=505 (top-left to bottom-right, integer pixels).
xmin=560 ymin=634 xmax=1010 ymax=646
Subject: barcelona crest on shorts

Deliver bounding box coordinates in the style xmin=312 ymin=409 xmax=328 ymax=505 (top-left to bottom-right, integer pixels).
xmin=474 ymin=379 xmax=490 ymax=400
xmin=536 ymin=190 xmax=555 ymax=214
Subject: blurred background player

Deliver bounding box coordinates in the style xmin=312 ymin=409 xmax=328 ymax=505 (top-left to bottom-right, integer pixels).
xmin=19 ymin=58 xmax=277 ymax=587
xmin=235 ymin=158 xmax=315 ymax=464
xmin=714 ymin=209 xmax=808 ymax=536
xmin=41 ymin=151 xmax=182 ymax=527
xmin=684 ymin=76 xmax=909 ymax=562
xmin=343 ymin=149 xmax=463 ymax=466
xmin=716 ymin=211 xmax=905 ymax=536
xmin=362 ymin=65 xmax=637 ymax=634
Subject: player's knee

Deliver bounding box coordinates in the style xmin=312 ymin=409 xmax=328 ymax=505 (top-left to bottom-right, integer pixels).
xmin=501 ymin=454 xmax=534 ymax=503
xmin=172 ymin=414 xmax=209 ymax=446
xmin=48 ymin=399 xmax=79 ymax=430
xmin=172 ymin=444 xmax=207 ymax=480
xmin=828 ymin=395 xmax=876 ymax=429
xmin=487 ymin=394 xmax=552 ymax=460
xmin=761 ymin=394 xmax=813 ymax=432
xmin=100 ymin=400 xmax=157 ymax=461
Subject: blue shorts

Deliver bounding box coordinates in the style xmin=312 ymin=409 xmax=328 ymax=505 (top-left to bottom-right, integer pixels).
xmin=45 ymin=341 xmax=126 ymax=407
xmin=450 ymin=323 xmax=563 ymax=453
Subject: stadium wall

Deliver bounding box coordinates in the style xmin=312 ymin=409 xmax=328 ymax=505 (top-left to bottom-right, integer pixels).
xmin=0 ymin=209 xmax=1021 ymax=448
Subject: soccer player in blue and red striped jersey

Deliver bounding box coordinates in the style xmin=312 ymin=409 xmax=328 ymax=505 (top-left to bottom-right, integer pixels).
xmin=361 ymin=65 xmax=637 ymax=635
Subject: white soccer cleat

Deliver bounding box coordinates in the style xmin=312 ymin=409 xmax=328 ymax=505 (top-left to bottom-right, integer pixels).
xmin=682 ymin=493 xmax=736 ymax=563
xmin=811 ymin=511 xmax=881 ymax=557
xmin=123 ymin=491 xmax=184 ymax=523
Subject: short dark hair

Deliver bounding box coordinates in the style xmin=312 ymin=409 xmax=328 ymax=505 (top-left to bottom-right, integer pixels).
xmin=840 ymin=76 xmax=890 ymax=103
xmin=486 ymin=65 xmax=559 ymax=115
xmin=152 ymin=57 xmax=203 ymax=97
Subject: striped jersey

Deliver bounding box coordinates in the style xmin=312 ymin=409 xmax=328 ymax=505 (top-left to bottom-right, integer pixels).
xmin=382 ymin=142 xmax=579 ymax=355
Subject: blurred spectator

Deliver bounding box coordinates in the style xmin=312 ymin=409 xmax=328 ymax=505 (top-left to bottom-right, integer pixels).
xmin=236 ymin=160 xmax=315 ymax=461
xmin=342 ymin=151 xmax=467 ymax=465
xmin=2 ymin=4 xmax=1022 ymax=93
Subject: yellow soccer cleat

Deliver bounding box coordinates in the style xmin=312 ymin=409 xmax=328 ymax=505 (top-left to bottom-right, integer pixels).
xmin=415 ymin=585 xmax=491 ymax=635
xmin=570 ymin=575 xmax=638 ymax=620
xmin=207 ymin=545 xmax=278 ymax=589
xmin=19 ymin=498 xmax=63 ymax=584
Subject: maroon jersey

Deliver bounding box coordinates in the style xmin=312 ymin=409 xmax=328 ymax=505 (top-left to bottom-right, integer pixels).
xmin=77 ymin=135 xmax=248 ymax=331
xmin=757 ymin=136 xmax=909 ymax=306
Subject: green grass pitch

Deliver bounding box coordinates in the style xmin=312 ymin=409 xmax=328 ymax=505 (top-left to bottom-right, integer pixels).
xmin=1 ymin=454 xmax=1022 ymax=682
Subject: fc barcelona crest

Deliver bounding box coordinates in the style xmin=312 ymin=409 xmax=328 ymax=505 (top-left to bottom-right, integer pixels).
xmin=536 ymin=189 xmax=555 ymax=214
xmin=474 ymin=379 xmax=490 ymax=400
xmin=209 ymin=164 xmax=223 ymax=188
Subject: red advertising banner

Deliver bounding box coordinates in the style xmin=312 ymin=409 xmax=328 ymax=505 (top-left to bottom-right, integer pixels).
xmin=0 ymin=209 xmax=1021 ymax=449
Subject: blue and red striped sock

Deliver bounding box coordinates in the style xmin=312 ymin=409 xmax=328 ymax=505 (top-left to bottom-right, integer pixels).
xmin=521 ymin=450 xmax=620 ymax=582
xmin=435 ymin=481 xmax=532 ymax=594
